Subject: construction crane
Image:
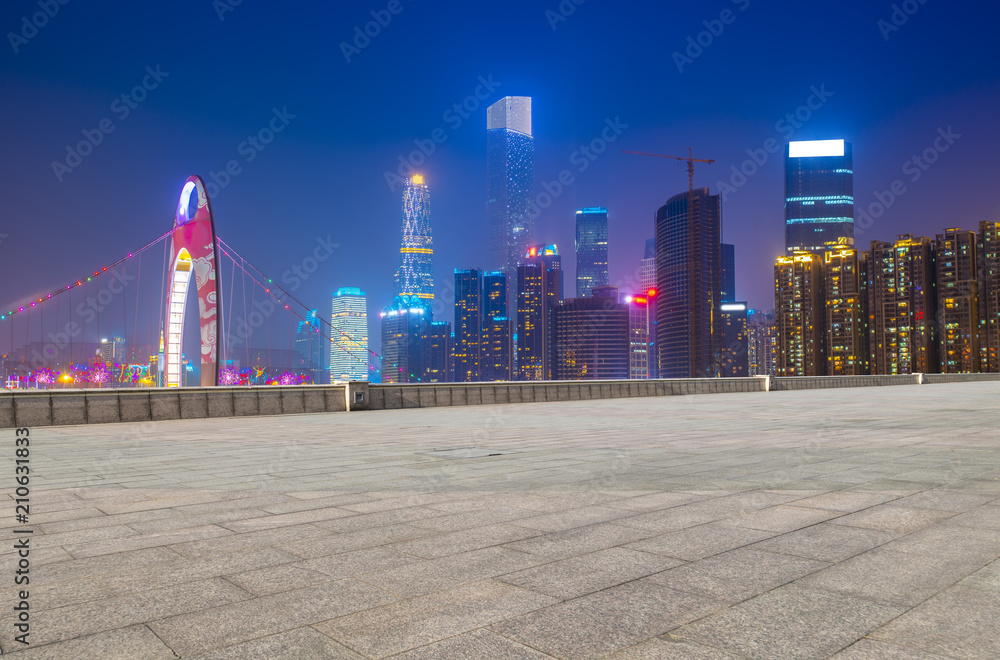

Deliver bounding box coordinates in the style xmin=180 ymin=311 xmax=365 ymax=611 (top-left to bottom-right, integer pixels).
xmin=622 ymin=148 xmax=716 ymax=192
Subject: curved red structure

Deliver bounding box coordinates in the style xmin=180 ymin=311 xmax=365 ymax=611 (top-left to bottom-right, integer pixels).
xmin=164 ymin=176 xmax=221 ymax=387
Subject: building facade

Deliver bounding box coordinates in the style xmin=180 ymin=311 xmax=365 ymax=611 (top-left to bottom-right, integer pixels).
xmin=823 ymin=246 xmax=865 ymax=375
xmin=395 ymin=175 xmax=434 ymax=302
xmin=656 ymin=188 xmax=722 ymax=378
xmin=785 ymin=139 xmax=854 ymax=253
xmin=575 ymin=207 xmax=609 ymax=298
xmin=453 ymin=269 xmax=483 ymax=382
xmin=979 ymin=221 xmax=1000 ymax=372
xmin=295 ymin=310 xmax=326 ymax=383
xmin=721 ymin=243 xmax=736 ymax=303
xmin=935 ymin=228 xmax=980 ymax=373
xmin=552 ymin=288 xmax=630 ymax=380
xmin=423 ymin=321 xmax=451 ymax=382
xmin=482 ymin=271 xmax=512 ymax=381
xmin=379 ymin=295 xmax=430 ymax=384
xmin=719 ymin=302 xmax=749 ymax=377
xmin=517 ymin=246 xmax=562 ymax=380
xmin=774 ymin=253 xmax=824 ymax=376
xmin=487 ymin=96 xmax=534 ymax=314
xmin=863 ymin=236 xmax=936 ymax=375
xmin=330 ymin=287 xmax=369 ymax=382
xmin=747 ymin=309 xmax=777 ymax=377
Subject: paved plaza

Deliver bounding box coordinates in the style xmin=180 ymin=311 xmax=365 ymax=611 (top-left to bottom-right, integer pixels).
xmin=2 ymin=382 xmax=999 ymax=659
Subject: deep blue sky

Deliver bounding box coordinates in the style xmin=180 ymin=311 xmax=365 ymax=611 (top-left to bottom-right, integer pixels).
xmin=2 ymin=0 xmax=999 ymax=356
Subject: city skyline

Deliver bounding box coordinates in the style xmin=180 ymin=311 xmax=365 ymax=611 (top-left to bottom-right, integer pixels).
xmin=4 ymin=1 xmax=997 ymax=349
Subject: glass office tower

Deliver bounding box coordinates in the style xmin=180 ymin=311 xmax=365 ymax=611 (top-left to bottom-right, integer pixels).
xmin=487 ymin=96 xmax=534 ymax=314
xmin=330 ymin=288 xmax=369 ymax=382
xmin=575 ymin=207 xmax=609 ymax=298
xmin=785 ymin=139 xmax=854 ymax=253
xmin=395 ymin=175 xmax=434 ymax=302
xmin=655 ymin=188 xmax=722 ymax=378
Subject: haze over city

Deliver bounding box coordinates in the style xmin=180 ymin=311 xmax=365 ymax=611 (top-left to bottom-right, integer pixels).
xmin=3 ymin=0 xmax=998 ymax=346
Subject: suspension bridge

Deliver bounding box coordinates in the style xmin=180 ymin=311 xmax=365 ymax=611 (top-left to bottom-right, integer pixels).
xmin=0 ymin=175 xmax=403 ymax=390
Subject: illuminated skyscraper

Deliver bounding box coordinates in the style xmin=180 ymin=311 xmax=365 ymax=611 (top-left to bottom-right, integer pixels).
xmin=453 ymin=269 xmax=483 ymax=382
xmin=625 ymin=293 xmax=652 ymax=379
xmin=575 ymin=207 xmax=609 ymax=298
xmin=487 ymin=96 xmax=534 ymax=313
xmin=823 ymin=245 xmax=865 ymax=375
xmin=395 ymin=175 xmax=434 ymax=302
xmin=640 ymin=239 xmax=658 ymax=378
xmin=380 ymin=295 xmax=430 ymax=383
xmin=864 ymin=236 xmax=936 ymax=375
xmin=980 ymin=221 xmax=1000 ymax=372
xmin=330 ymin=288 xmax=368 ymax=382
xmin=656 ymin=188 xmax=722 ymax=378
xmin=483 ymin=272 xmax=512 ymax=381
xmin=517 ymin=246 xmax=562 ymax=380
xmin=775 ymin=253 xmax=824 ymax=376
xmin=936 ymin=228 xmax=980 ymax=373
xmin=785 ymin=139 xmax=854 ymax=253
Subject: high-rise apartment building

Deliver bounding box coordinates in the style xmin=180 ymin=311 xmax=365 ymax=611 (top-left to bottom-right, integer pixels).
xmin=517 ymin=246 xmax=562 ymax=380
xmin=575 ymin=207 xmax=609 ymax=297
xmin=935 ymin=228 xmax=980 ymax=373
xmin=785 ymin=139 xmax=854 ymax=253
xmin=453 ymin=269 xmax=483 ymax=382
xmin=864 ymin=236 xmax=936 ymax=375
xmin=330 ymin=288 xmax=368 ymax=382
xmin=487 ymin=96 xmax=534 ymax=314
xmin=552 ymin=287 xmax=630 ymax=380
xmin=979 ymin=221 xmax=1000 ymax=372
xmin=824 ymin=246 xmax=865 ymax=375
xmin=379 ymin=295 xmax=430 ymax=384
xmin=395 ymin=175 xmax=434 ymax=302
xmin=656 ymin=188 xmax=722 ymax=378
xmin=774 ymin=253 xmax=824 ymax=376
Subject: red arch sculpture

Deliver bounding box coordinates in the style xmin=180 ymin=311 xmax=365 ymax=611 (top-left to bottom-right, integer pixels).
xmin=164 ymin=176 xmax=221 ymax=387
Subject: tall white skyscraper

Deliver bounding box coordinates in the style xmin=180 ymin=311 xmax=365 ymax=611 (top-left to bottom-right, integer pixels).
xmin=487 ymin=96 xmax=534 ymax=316
xmin=330 ymin=287 xmax=369 ymax=382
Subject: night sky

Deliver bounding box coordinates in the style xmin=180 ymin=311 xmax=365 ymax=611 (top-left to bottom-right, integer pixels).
xmin=2 ymin=0 xmax=999 ymax=356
